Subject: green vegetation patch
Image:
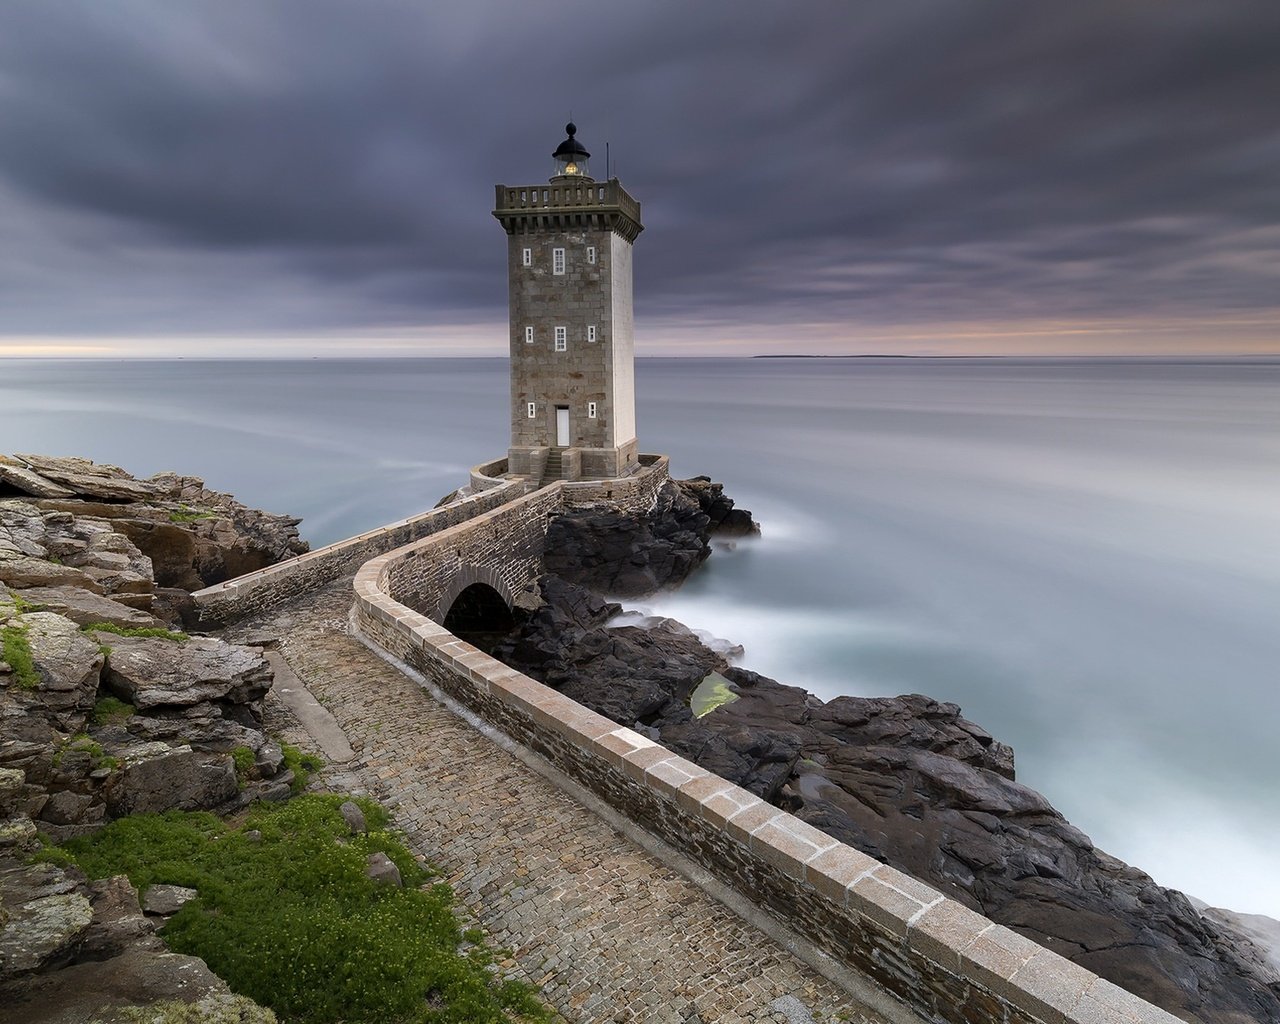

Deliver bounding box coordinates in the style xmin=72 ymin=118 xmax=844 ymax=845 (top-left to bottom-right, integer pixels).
xmin=168 ymin=504 xmax=219 ymax=523
xmin=84 ymin=622 xmax=190 ymax=643
xmin=232 ymin=745 xmax=256 ymax=789
xmin=2 ymin=623 xmax=41 ymax=690
xmin=280 ymin=743 xmax=324 ymax=795
xmin=59 ymin=795 xmax=550 ymax=1024
xmin=91 ymin=695 xmax=136 ymax=725
xmin=690 ymin=671 xmax=740 ymax=718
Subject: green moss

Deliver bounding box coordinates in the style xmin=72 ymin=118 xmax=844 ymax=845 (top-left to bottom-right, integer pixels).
xmin=280 ymin=743 xmax=324 ymax=795
xmin=11 ymin=592 xmax=42 ymax=614
xmin=84 ymin=623 xmax=189 ymax=643
xmin=59 ymin=795 xmax=550 ymax=1024
xmin=232 ymin=746 xmax=256 ymax=790
xmin=1 ymin=623 xmax=40 ymax=690
xmin=168 ymin=505 xmax=218 ymax=523
xmin=91 ymin=695 xmax=136 ymax=725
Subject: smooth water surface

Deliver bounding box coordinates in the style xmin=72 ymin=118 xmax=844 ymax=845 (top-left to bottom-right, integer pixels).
xmin=2 ymin=356 xmax=1277 ymax=915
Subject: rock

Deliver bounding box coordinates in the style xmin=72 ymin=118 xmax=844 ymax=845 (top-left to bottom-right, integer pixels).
xmin=244 ymin=829 xmax=262 ymax=843
xmin=0 ymin=460 xmax=75 ymax=500
xmin=0 ymin=552 xmax=103 ymax=593
xmin=79 ymin=875 xmax=157 ymax=961
xmin=365 ymin=852 xmax=402 ymax=887
xmin=339 ymin=800 xmax=366 ymax=833
xmin=13 ymin=455 xmax=162 ymax=501
xmin=21 ymin=612 xmax=105 ymax=732
xmin=0 ymin=861 xmax=94 ymax=976
xmin=142 ymin=884 xmax=198 ymax=917
xmin=37 ymin=789 xmax=97 ymax=827
xmin=0 ymin=816 xmax=38 ymax=852
xmin=106 ymin=744 xmax=238 ymax=816
xmin=14 ymin=586 xmax=164 ymax=630
xmin=101 ymin=634 xmax=272 ymax=710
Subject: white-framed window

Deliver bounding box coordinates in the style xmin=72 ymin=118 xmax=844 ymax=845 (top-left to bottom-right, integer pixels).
xmin=524 ymin=326 xmax=534 ymax=344
xmin=527 ymin=402 xmax=536 ymax=418
xmin=587 ymin=246 xmax=596 ymax=264
xmin=586 ymin=325 xmax=596 ymax=343
xmin=554 ymin=326 xmax=567 ymax=352
xmin=588 ymin=402 xmax=597 ymax=418
xmin=552 ymin=247 xmax=565 ymax=275
xmin=522 ymin=247 xmax=532 ymax=267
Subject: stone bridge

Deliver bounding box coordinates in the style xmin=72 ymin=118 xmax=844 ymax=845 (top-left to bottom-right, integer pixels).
xmin=194 ymin=458 xmax=1179 ymax=1024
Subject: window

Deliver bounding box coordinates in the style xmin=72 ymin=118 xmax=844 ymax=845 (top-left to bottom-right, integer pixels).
xmin=587 ymin=325 xmax=596 ymax=343
xmin=588 ymin=402 xmax=597 ymax=418
xmin=527 ymin=402 xmax=536 ymax=418
xmin=522 ymin=247 xmax=532 ymax=267
xmin=552 ymin=248 xmax=565 ymax=275
xmin=554 ymin=326 xmax=567 ymax=351
xmin=524 ymin=326 xmax=534 ymax=344
xmin=587 ymin=246 xmax=596 ymax=264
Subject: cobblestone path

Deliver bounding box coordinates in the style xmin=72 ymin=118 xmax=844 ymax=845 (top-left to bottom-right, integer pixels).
xmin=247 ymin=582 xmax=891 ymax=1024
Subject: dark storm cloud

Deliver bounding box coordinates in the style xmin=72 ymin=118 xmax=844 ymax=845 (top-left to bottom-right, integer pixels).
xmin=0 ymin=1 xmax=1277 ymax=347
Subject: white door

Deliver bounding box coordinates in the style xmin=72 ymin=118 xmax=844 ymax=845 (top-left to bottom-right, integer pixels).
xmin=555 ymin=407 xmax=570 ymax=447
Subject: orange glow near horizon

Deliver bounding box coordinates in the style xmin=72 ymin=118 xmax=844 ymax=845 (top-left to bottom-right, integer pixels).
xmin=0 ymin=313 xmax=1277 ymax=359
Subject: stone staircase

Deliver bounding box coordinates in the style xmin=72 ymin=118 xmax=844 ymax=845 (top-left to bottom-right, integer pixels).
xmin=540 ymin=448 xmax=564 ymax=486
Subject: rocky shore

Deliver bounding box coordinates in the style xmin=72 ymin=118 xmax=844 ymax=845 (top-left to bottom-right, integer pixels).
xmin=0 ymin=454 xmax=300 ymax=1019
xmin=490 ymin=476 xmax=1280 ymax=1024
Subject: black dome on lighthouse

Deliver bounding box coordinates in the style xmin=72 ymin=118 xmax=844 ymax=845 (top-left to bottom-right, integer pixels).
xmin=552 ymin=122 xmax=590 ymax=161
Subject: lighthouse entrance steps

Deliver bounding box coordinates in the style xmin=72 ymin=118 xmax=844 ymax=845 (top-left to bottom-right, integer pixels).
xmin=243 ymin=579 xmax=895 ymax=1024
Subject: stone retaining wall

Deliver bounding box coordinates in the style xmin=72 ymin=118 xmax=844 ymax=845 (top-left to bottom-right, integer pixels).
xmin=192 ymin=480 xmax=526 ymax=626
xmin=351 ymin=517 xmax=1181 ymax=1024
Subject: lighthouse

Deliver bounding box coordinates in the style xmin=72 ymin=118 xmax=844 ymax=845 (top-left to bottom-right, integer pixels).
xmin=493 ymin=123 xmax=644 ymax=482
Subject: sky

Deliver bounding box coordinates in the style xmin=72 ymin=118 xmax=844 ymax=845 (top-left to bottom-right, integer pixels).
xmin=1 ymin=1 xmax=1278 ymax=358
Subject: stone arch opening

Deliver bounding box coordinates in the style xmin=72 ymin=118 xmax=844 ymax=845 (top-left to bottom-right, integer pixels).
xmin=442 ymin=582 xmax=516 ymax=651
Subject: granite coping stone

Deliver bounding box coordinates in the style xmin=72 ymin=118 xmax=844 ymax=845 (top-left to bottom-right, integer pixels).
xmin=674 ymin=773 xmax=735 ymax=817
xmin=749 ymin=817 xmax=840 ymax=881
xmin=906 ymin=897 xmax=993 ymax=973
xmin=723 ymin=800 xmax=786 ymax=846
xmin=1074 ymin=978 xmax=1184 ymax=1024
xmin=805 ymin=843 xmax=881 ymax=906
xmin=849 ymin=871 xmax=936 ymax=939
xmin=620 ymin=743 xmax=678 ymax=783
xmin=958 ymin=923 xmax=1045 ymax=997
xmin=699 ymin=786 xmax=764 ymax=829
xmin=592 ymin=728 xmax=657 ymax=769
xmin=644 ymin=755 xmax=707 ymax=798
xmin=1008 ymin=950 xmax=1102 ymax=1024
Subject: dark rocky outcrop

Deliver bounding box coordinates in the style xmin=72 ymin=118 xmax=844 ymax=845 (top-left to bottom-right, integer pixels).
xmin=543 ymin=477 xmax=758 ymax=596
xmin=491 ymin=476 xmax=1280 ymax=1024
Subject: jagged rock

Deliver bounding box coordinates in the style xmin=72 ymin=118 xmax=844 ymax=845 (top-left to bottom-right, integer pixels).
xmin=124 ymin=701 xmax=269 ymax=754
xmin=0 ymin=459 xmax=75 ymax=500
xmin=678 ymin=476 xmax=761 ymax=537
xmin=79 ymin=875 xmax=157 ymax=962
xmin=100 ymin=635 xmax=272 ymax=710
xmin=15 ymin=586 xmax=164 ymax=630
xmin=0 ymin=815 xmax=38 ymax=852
xmin=21 ymin=612 xmax=104 ymax=732
xmin=106 ymin=744 xmax=238 ymax=817
xmin=12 ymin=455 xmax=163 ymax=503
xmin=37 ymin=789 xmax=99 ymax=827
xmin=0 ymin=861 xmax=94 ymax=976
xmin=0 ymin=552 xmax=103 ymax=593
xmin=141 ymin=885 xmax=197 ymax=917
xmin=339 ymin=800 xmax=366 ymax=833
xmin=365 ymin=852 xmax=402 ymax=887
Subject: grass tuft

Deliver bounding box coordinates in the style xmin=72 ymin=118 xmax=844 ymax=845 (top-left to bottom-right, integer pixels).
xmin=84 ymin=623 xmax=189 ymax=643
xmin=57 ymin=795 xmax=550 ymax=1023
xmin=91 ymin=695 xmax=136 ymax=725
xmin=2 ymin=623 xmax=41 ymax=690
xmin=280 ymin=743 xmax=324 ymax=794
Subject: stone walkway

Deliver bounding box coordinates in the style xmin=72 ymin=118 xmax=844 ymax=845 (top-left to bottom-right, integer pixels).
xmin=243 ymin=582 xmax=891 ymax=1024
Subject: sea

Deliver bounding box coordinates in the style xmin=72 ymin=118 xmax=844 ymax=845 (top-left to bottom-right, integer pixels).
xmin=1 ymin=355 xmax=1277 ymax=917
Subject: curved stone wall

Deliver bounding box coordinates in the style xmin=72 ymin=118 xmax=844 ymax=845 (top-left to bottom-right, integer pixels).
xmin=351 ymin=481 xmax=1180 ymax=1024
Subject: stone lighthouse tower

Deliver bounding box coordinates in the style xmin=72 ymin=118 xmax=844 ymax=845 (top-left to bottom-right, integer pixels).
xmin=493 ymin=123 xmax=643 ymax=482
